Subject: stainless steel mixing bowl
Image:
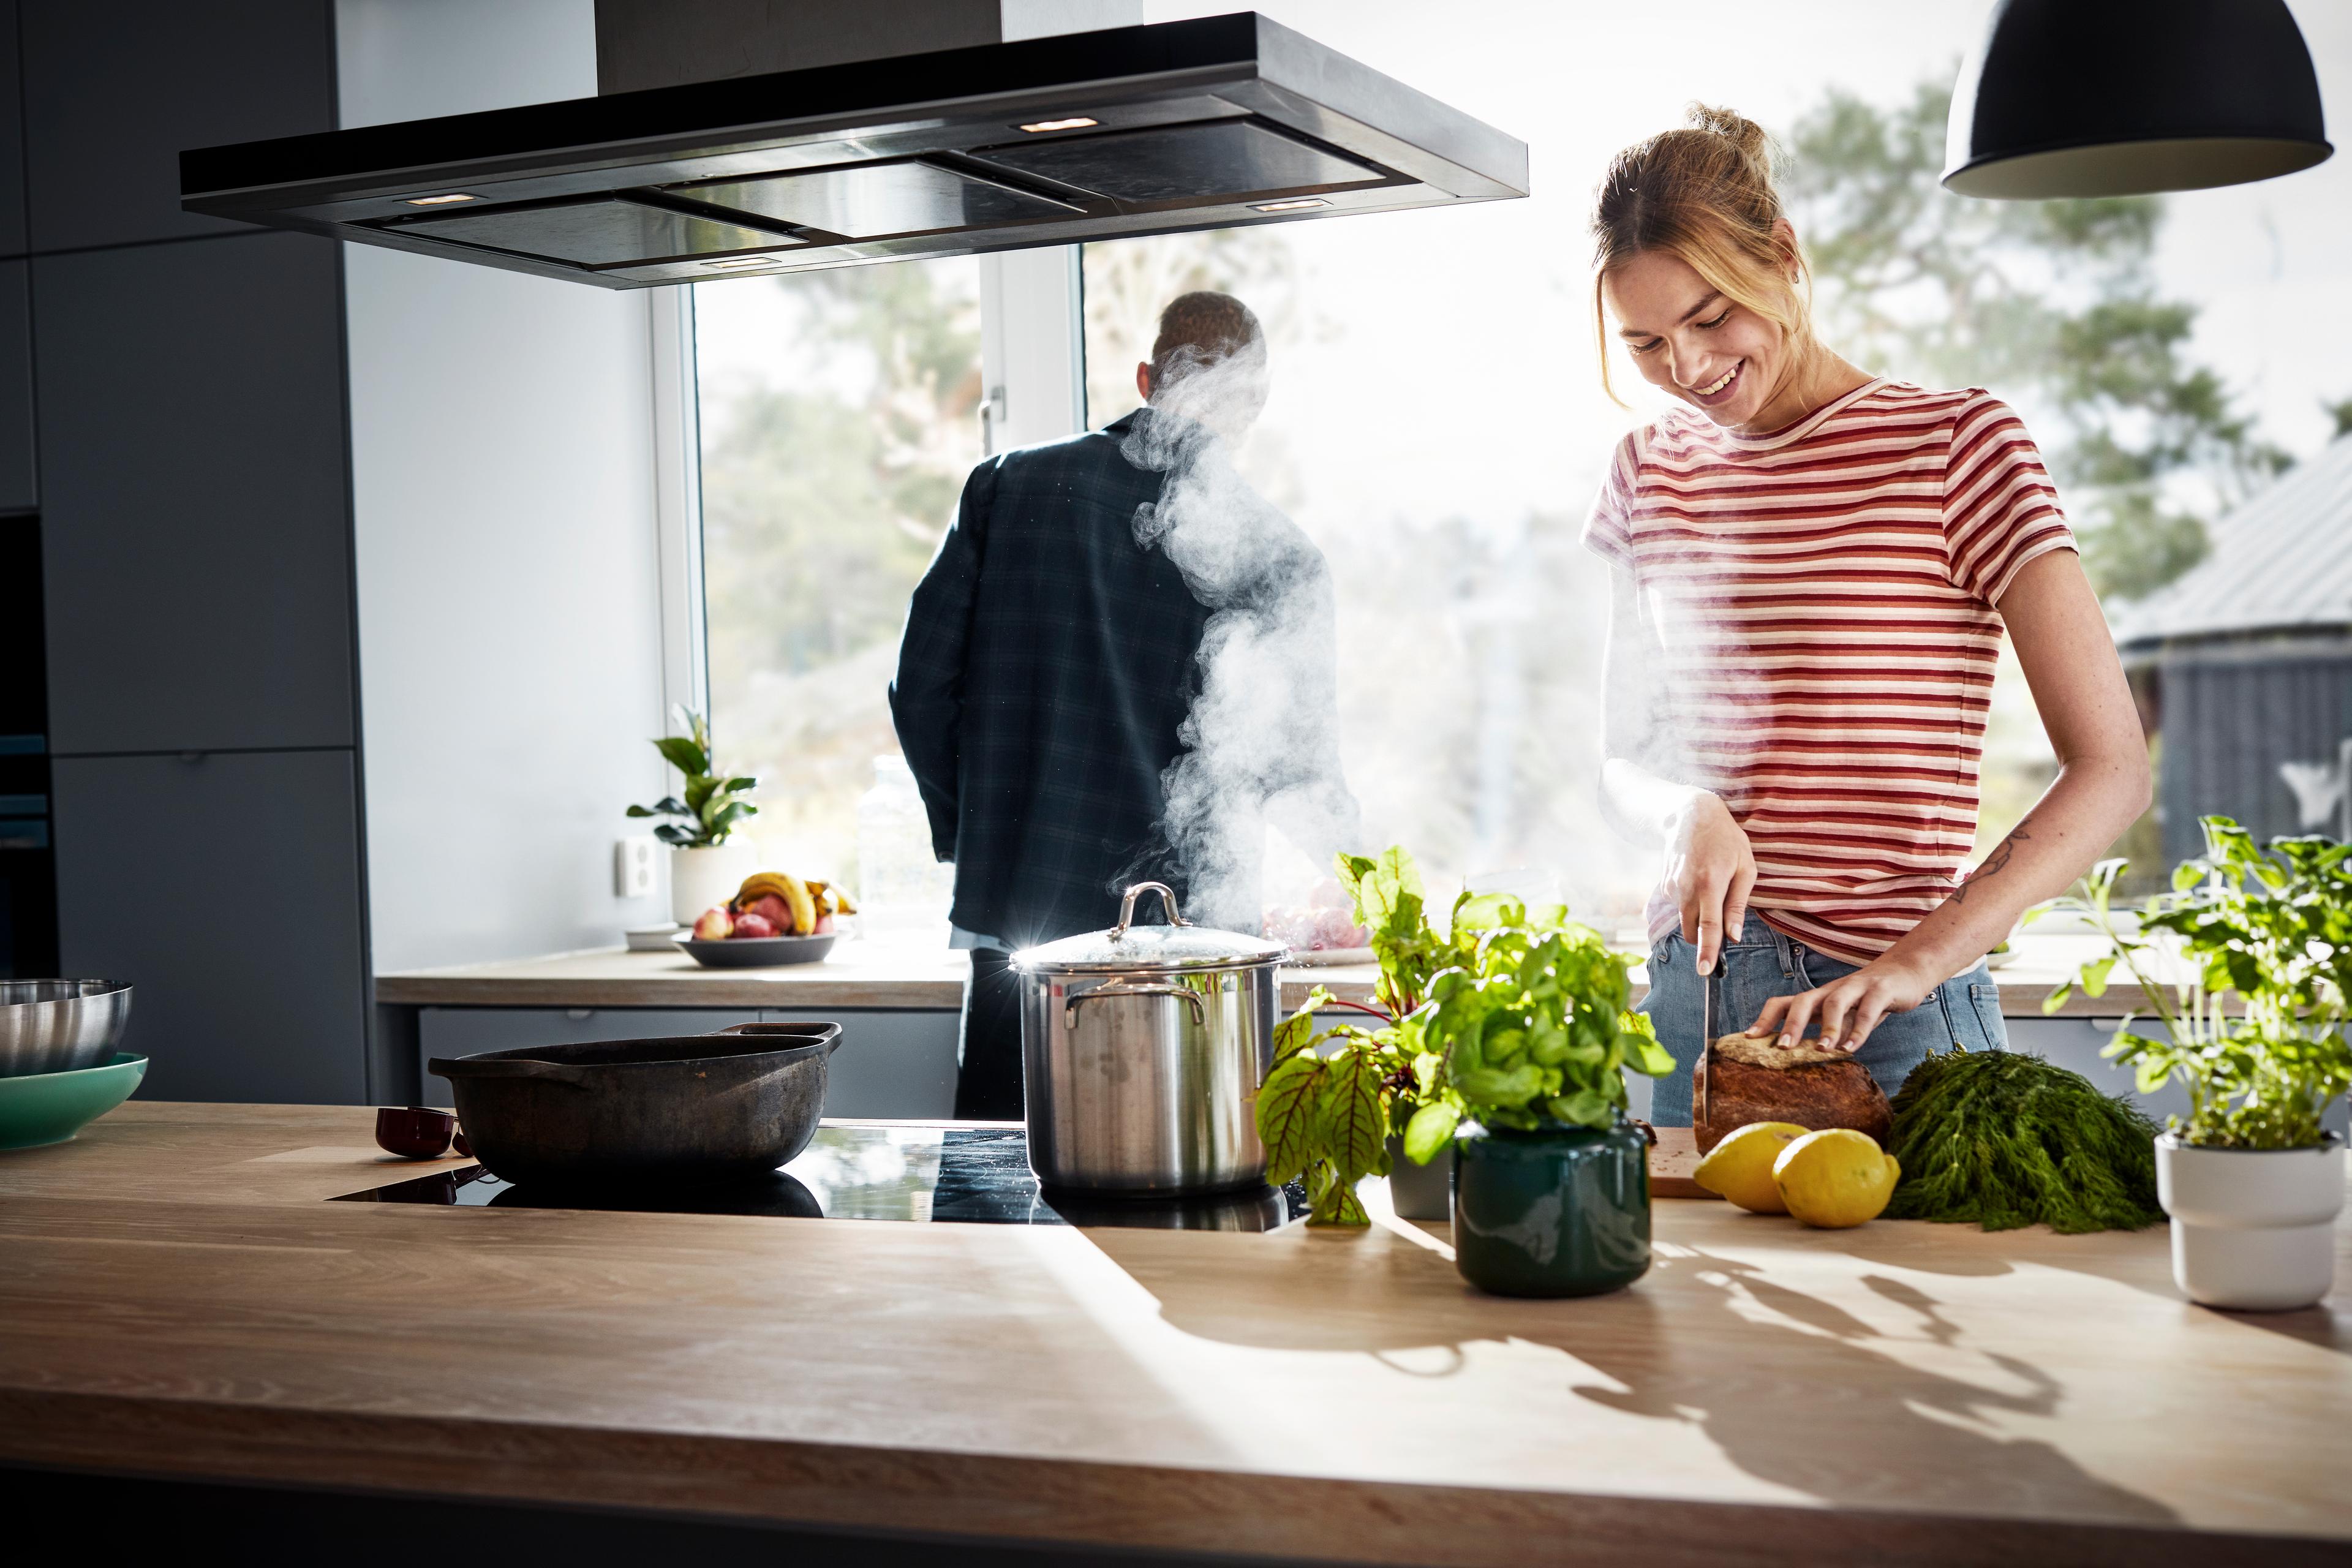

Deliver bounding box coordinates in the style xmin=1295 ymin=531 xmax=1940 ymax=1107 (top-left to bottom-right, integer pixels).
xmin=0 ymin=980 xmax=135 ymax=1077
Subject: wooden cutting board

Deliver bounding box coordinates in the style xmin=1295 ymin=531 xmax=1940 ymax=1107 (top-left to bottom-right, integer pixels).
xmin=1647 ymin=1124 xmax=1721 ymax=1200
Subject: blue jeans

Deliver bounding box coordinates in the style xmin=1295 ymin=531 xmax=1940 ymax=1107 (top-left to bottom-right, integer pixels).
xmin=1638 ymin=927 xmax=2007 ymax=1127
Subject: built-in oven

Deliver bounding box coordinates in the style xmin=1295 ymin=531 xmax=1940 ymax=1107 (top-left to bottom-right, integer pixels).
xmin=0 ymin=514 xmax=56 ymax=979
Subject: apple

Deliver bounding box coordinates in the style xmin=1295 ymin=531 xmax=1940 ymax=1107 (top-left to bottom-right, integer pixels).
xmin=732 ymin=911 xmax=777 ymax=940
xmin=814 ymin=913 xmax=835 ymax=935
xmin=746 ymin=892 xmax=794 ymax=933
xmin=692 ymin=906 xmax=733 ymax=940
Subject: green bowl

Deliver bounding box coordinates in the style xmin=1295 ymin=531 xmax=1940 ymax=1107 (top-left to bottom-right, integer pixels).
xmin=0 ymin=1052 xmax=147 ymax=1150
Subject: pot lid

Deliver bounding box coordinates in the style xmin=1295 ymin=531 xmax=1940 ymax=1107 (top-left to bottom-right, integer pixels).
xmin=1012 ymin=882 xmax=1286 ymax=973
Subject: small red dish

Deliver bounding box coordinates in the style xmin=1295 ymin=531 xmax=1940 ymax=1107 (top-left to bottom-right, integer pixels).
xmin=375 ymin=1106 xmax=457 ymax=1159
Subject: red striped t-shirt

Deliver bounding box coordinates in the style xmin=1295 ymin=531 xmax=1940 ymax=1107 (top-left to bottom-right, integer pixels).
xmin=1581 ymin=379 xmax=2075 ymax=966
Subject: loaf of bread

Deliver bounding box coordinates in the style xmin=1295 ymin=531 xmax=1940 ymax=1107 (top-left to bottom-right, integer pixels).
xmin=1712 ymin=1032 xmax=1849 ymax=1069
xmin=1694 ymin=1035 xmax=1892 ymax=1153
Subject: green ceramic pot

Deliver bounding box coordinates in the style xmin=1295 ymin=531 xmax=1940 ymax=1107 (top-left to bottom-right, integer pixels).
xmin=1452 ymin=1117 xmax=1651 ymax=1297
xmin=0 ymin=1052 xmax=147 ymax=1150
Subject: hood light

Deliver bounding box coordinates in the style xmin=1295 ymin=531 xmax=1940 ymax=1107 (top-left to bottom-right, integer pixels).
xmin=1249 ymin=197 xmax=1329 ymax=213
xmin=1018 ymin=116 xmax=1098 ymax=133
xmin=402 ymin=192 xmax=478 ymax=206
xmin=700 ymin=255 xmax=776 ymax=270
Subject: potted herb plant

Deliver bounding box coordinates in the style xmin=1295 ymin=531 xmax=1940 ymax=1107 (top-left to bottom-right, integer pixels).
xmin=1417 ymin=888 xmax=1673 ymax=1297
xmin=1256 ymin=846 xmax=1675 ymax=1297
xmin=1255 ymin=848 xmax=1448 ymax=1227
xmin=2048 ymin=818 xmax=2352 ymax=1311
xmin=625 ymin=706 xmax=762 ymax=925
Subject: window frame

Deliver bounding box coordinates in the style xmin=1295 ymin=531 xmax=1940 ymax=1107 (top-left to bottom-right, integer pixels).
xmin=648 ymin=282 xmax=709 ymax=728
xmin=662 ymin=247 xmax=1088 ymax=742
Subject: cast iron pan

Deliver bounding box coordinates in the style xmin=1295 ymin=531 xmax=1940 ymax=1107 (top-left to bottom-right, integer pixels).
xmin=429 ymin=1022 xmax=841 ymax=1188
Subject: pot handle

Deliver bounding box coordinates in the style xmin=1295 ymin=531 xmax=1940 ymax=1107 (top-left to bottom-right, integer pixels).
xmin=1111 ymin=881 xmax=1189 ymax=937
xmin=427 ymin=1056 xmax=594 ymax=1089
xmin=711 ymin=1022 xmax=845 ymax=1055
xmin=1065 ymin=981 xmax=1208 ymax=1030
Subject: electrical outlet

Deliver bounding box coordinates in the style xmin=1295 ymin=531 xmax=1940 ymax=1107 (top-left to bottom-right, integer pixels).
xmin=614 ymin=835 xmax=660 ymax=899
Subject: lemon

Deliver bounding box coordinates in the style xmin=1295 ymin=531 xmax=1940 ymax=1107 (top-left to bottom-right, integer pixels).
xmin=1692 ymin=1121 xmax=1809 ymax=1213
xmin=1772 ymin=1128 xmax=1901 ymax=1229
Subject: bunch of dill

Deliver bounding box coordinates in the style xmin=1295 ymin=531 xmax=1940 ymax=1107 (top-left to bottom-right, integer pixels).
xmin=1885 ymin=1047 xmax=2163 ymax=1233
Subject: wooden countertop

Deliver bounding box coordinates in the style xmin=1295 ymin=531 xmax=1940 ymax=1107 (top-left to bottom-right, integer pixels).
xmin=375 ymin=933 xmax=2135 ymax=1017
xmin=3 ymin=1102 xmax=2346 ymax=1564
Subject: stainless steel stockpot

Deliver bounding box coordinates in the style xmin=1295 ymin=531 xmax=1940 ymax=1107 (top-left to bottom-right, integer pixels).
xmin=1012 ymin=883 xmax=1287 ymax=1195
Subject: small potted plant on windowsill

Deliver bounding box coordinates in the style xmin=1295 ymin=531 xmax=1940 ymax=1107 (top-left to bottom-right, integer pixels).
xmin=1257 ymin=846 xmax=1674 ymax=1297
xmin=626 ymin=706 xmax=761 ymax=925
xmin=2048 ymin=818 xmax=2352 ymax=1311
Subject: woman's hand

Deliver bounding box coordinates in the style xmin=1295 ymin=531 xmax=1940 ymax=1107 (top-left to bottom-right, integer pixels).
xmin=1747 ymin=956 xmax=1937 ymax=1055
xmin=1665 ymin=791 xmax=1756 ymax=977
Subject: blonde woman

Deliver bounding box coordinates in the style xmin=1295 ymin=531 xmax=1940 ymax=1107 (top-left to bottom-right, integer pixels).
xmin=1585 ymin=105 xmax=2150 ymax=1125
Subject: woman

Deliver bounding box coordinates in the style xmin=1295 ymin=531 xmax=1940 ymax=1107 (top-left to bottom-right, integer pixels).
xmin=1584 ymin=106 xmax=2150 ymax=1125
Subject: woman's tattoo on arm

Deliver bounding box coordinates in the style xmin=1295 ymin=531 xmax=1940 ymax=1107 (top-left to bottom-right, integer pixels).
xmin=1953 ymin=828 xmax=2029 ymax=905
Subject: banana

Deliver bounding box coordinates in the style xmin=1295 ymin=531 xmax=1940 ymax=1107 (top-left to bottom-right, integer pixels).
xmin=734 ymin=872 xmax=796 ymax=908
xmin=735 ymin=870 xmax=843 ymax=929
xmin=777 ymin=872 xmax=816 ymax=937
xmin=805 ymin=879 xmax=858 ymax=916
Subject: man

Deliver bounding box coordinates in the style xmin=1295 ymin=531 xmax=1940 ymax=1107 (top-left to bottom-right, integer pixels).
xmin=890 ymin=292 xmax=1352 ymax=1120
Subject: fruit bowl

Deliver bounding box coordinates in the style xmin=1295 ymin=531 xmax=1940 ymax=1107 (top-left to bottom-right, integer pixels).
xmin=0 ymin=1052 xmax=147 ymax=1150
xmin=680 ymin=933 xmax=839 ymax=969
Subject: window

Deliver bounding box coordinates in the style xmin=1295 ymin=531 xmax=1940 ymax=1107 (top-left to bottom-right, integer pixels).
xmin=1072 ymin=0 xmax=2352 ymax=919
xmin=693 ymin=259 xmax=986 ymax=896
xmin=690 ymin=4 xmax=2352 ymax=925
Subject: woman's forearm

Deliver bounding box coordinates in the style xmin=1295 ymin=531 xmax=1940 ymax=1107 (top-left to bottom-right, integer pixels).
xmin=1873 ymin=548 xmax=2155 ymax=986
xmin=1877 ymin=746 xmax=2149 ymax=986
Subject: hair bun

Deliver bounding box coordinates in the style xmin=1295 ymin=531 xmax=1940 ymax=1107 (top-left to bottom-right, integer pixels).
xmin=1686 ymin=102 xmax=1771 ymax=168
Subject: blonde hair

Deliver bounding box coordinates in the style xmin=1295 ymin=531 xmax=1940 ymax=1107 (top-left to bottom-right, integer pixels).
xmin=1590 ymin=104 xmax=1812 ymax=405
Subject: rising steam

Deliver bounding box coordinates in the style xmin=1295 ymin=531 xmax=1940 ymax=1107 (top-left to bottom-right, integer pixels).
xmin=1123 ymin=345 xmax=1360 ymax=931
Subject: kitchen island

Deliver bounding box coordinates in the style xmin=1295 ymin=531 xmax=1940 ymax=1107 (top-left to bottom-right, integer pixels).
xmin=3 ymin=1102 xmax=2346 ymax=1564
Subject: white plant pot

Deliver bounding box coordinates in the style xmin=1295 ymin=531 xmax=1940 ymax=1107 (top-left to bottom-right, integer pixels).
xmin=668 ymin=839 xmax=759 ymax=927
xmin=2155 ymin=1134 xmax=2345 ymax=1311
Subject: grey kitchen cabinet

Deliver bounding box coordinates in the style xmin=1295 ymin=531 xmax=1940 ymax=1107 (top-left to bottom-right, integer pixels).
xmin=0 ymin=2 xmax=25 ymax=257
xmin=51 ymin=748 xmax=368 ymax=1104
xmin=36 ymin=233 xmax=354 ymax=755
xmin=21 ymin=0 xmax=334 ymax=252
xmin=762 ymin=1007 xmax=960 ymax=1119
xmin=416 ymin=1006 xmax=961 ymax=1120
xmin=0 ymin=260 xmax=32 ymax=511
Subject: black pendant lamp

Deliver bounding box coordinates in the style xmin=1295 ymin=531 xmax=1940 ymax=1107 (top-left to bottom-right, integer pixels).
xmin=1944 ymin=0 xmax=2331 ymax=199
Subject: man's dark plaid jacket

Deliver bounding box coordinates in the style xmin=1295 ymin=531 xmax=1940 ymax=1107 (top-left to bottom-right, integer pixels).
xmin=889 ymin=408 xmax=1335 ymax=946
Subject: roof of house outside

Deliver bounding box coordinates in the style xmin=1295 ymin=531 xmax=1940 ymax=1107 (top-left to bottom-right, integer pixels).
xmin=2107 ymin=434 xmax=2352 ymax=653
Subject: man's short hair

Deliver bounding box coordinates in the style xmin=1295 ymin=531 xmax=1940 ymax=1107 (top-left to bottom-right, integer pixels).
xmin=1150 ymin=292 xmax=1262 ymax=384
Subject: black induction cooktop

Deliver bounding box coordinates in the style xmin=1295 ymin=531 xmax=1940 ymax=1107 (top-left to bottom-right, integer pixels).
xmin=333 ymin=1124 xmax=1306 ymax=1233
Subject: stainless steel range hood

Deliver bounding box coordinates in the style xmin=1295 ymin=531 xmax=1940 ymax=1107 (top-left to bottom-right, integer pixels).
xmin=178 ymin=13 xmax=1528 ymax=288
